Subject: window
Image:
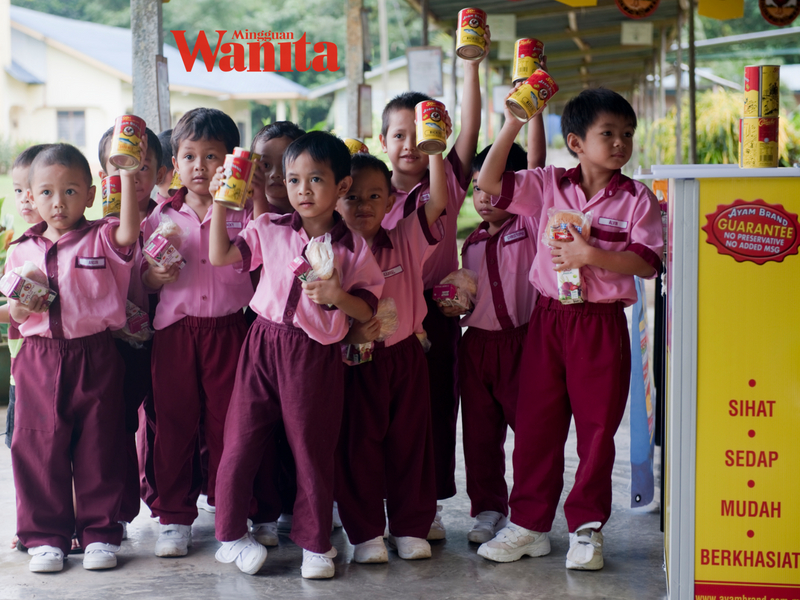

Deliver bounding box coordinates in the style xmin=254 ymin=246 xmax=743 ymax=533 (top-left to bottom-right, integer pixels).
xmin=57 ymin=111 xmax=86 ymax=146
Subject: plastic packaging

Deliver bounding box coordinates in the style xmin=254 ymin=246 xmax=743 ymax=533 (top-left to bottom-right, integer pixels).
xmin=0 ymin=261 xmax=57 ymax=308
xmin=143 ymin=215 xmax=186 ymax=270
xmin=545 ymin=208 xmax=593 ymax=304
xmin=433 ymin=268 xmax=478 ymax=311
xmin=111 ymin=300 xmax=154 ymax=347
xmin=305 ymin=233 xmax=335 ymax=280
xmin=374 ymin=297 xmax=399 ymax=342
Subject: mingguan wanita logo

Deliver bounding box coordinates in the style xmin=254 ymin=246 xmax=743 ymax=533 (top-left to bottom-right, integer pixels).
xmin=172 ymin=30 xmax=339 ymax=73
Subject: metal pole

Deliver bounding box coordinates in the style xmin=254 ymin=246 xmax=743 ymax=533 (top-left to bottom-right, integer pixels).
xmin=421 ymin=0 xmax=429 ymax=46
xmin=131 ymin=0 xmax=165 ymax=131
xmin=688 ymin=0 xmax=697 ymax=164
xmin=659 ymin=27 xmax=667 ymax=118
xmin=346 ymin=0 xmax=365 ymax=138
xmin=378 ymin=0 xmax=390 ymax=104
xmin=674 ymin=12 xmax=683 ymax=165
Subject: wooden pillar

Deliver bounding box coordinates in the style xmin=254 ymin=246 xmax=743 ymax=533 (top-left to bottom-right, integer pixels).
xmin=421 ymin=0 xmax=429 ymax=46
xmin=131 ymin=0 xmax=167 ymax=132
xmin=687 ymin=0 xmax=697 ymax=164
xmin=346 ymin=0 xmax=365 ymax=138
xmin=659 ymin=27 xmax=667 ymax=118
xmin=378 ymin=0 xmax=390 ymax=103
xmin=674 ymin=13 xmax=683 ymax=165
xmin=290 ymin=100 xmax=299 ymax=124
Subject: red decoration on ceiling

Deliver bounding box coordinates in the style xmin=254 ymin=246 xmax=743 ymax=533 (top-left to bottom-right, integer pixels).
xmin=759 ymin=0 xmax=800 ymax=26
xmin=615 ymin=0 xmax=660 ymax=19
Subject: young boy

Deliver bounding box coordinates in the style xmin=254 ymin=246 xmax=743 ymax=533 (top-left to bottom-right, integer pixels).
xmin=334 ymin=147 xmax=448 ymax=563
xmin=475 ymin=88 xmax=663 ymax=570
xmin=449 ymin=142 xmax=538 ymax=545
xmin=209 ymin=132 xmax=384 ymax=579
xmin=378 ymin=30 xmax=487 ymax=535
xmin=98 ymin=124 xmax=165 ymax=527
xmin=7 ymin=142 xmax=141 ymax=572
xmin=142 ymin=108 xmax=253 ymax=557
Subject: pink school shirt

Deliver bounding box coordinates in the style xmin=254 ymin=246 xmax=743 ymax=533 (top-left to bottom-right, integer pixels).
xmin=494 ymin=165 xmax=663 ymax=306
xmin=382 ymin=149 xmax=471 ymax=289
xmin=460 ymin=214 xmax=539 ymax=331
xmin=371 ymin=206 xmax=442 ymax=347
xmin=233 ymin=210 xmax=385 ymax=345
xmin=8 ymin=217 xmax=133 ymax=339
xmin=142 ymin=188 xmax=255 ymax=330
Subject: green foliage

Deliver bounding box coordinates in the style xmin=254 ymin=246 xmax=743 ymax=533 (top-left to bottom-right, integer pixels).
xmin=0 ymin=137 xmax=43 ymax=175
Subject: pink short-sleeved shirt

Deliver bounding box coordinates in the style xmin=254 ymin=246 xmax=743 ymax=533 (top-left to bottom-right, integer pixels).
xmin=461 ymin=214 xmax=539 ymax=331
xmin=142 ymin=188 xmax=255 ymax=330
xmin=371 ymin=206 xmax=441 ymax=347
xmin=233 ymin=210 xmax=385 ymax=345
xmin=8 ymin=217 xmax=134 ymax=339
xmin=382 ymin=149 xmax=471 ymax=289
xmin=494 ymin=165 xmax=663 ymax=307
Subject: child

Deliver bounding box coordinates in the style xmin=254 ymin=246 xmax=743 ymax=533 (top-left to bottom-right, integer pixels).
xmin=142 ymin=108 xmax=253 ymax=557
xmin=155 ymin=129 xmax=176 ymax=203
xmin=250 ymin=121 xmax=305 ymax=217
xmin=209 ymin=132 xmax=384 ymax=579
xmin=7 ymin=142 xmax=141 ymax=572
xmin=98 ymin=124 xmax=166 ymax=527
xmin=378 ymin=30 xmax=486 ymax=535
xmin=447 ymin=142 xmax=536 ymax=544
xmin=475 ymin=88 xmax=663 ymax=570
xmin=334 ymin=146 xmax=448 ymax=563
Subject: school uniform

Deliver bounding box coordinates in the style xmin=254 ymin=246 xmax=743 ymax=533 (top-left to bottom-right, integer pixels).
xmin=459 ymin=214 xmax=538 ymax=518
xmin=334 ymin=206 xmax=440 ymax=544
xmin=382 ymin=149 xmax=470 ymax=500
xmin=8 ymin=217 xmax=133 ymax=555
xmin=144 ymin=189 xmax=254 ymax=526
xmin=493 ymin=165 xmax=663 ymax=532
xmin=215 ymin=210 xmax=384 ymax=554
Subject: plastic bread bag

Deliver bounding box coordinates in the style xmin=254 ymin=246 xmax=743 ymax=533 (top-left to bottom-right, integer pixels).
xmin=143 ymin=214 xmax=187 ymax=269
xmin=433 ymin=268 xmax=478 ymax=311
xmin=111 ymin=300 xmax=154 ymax=348
xmin=545 ymin=208 xmax=593 ymax=304
xmin=415 ymin=330 xmax=432 ymax=353
xmin=305 ymin=232 xmax=335 ymax=280
xmin=374 ymin=297 xmax=399 ymax=343
xmin=341 ymin=341 xmax=374 ymax=366
xmin=0 ymin=261 xmax=57 ymax=308
xmin=15 ymin=261 xmax=48 ymax=285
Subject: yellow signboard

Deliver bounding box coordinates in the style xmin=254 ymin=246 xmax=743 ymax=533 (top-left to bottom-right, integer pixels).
xmin=698 ymin=0 xmax=744 ymax=20
xmin=694 ymin=178 xmax=800 ymax=598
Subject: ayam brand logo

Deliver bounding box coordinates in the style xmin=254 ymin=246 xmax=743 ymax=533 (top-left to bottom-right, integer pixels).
xmin=171 ymin=30 xmax=339 ymax=73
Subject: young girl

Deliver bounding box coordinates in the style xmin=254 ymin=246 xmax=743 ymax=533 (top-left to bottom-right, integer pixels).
xmin=250 ymin=121 xmax=306 ymax=216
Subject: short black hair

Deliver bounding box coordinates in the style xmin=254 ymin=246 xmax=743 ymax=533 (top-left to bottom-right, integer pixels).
xmin=12 ymin=144 xmax=53 ymax=170
xmin=171 ymin=108 xmax=240 ymax=156
xmin=381 ymin=91 xmax=433 ymax=138
xmin=251 ymin=121 xmax=306 ymax=153
xmin=283 ymin=131 xmax=351 ymax=183
xmin=158 ymin=129 xmax=174 ymax=170
xmin=29 ymin=143 xmax=93 ymax=188
xmin=561 ymin=88 xmax=637 ymax=158
xmin=472 ymin=143 xmax=527 ymax=173
xmin=350 ymin=153 xmax=392 ymax=193
xmin=99 ymin=124 xmax=163 ymax=172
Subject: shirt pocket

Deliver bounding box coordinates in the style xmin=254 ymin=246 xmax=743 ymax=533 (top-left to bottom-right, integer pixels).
xmin=73 ymin=256 xmax=111 ymax=300
xmin=591 ymin=227 xmax=629 ymax=248
xmin=498 ymin=229 xmax=531 ymax=274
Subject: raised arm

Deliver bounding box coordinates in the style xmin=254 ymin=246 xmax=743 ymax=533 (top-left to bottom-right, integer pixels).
xmin=424 ymin=112 xmax=452 ymax=227
xmin=527 ymin=112 xmax=546 ymax=169
xmin=209 ymin=202 xmax=243 ymax=267
xmin=476 ymin=102 xmax=525 ymax=196
xmin=453 ymin=28 xmax=491 ymax=175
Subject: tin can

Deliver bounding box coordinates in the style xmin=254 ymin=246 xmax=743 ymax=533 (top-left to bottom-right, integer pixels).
xmin=214 ymin=154 xmax=253 ymax=210
xmin=743 ymin=65 xmax=780 ymax=118
xmin=415 ymin=100 xmax=448 ymax=155
xmin=169 ymin=170 xmax=182 ymax=191
xmin=739 ymin=117 xmax=779 ymax=168
xmin=233 ymin=147 xmax=251 ymax=159
xmin=101 ymin=175 xmax=121 ymax=216
xmin=109 ymin=115 xmax=146 ymax=170
xmin=344 ymin=138 xmax=370 ymax=155
xmin=456 ymin=8 xmax=487 ymax=61
xmin=512 ymin=39 xmax=545 ymax=84
xmin=506 ymin=70 xmax=559 ymax=123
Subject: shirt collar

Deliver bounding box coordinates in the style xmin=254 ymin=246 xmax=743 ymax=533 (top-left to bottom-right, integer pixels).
xmin=11 ymin=216 xmax=93 ymax=246
xmin=559 ymin=165 xmax=637 ymax=198
xmin=168 ymin=186 xmax=189 ymax=211
xmin=461 ymin=221 xmax=492 ymax=253
xmin=282 ymin=210 xmax=355 ymax=252
xmin=371 ymin=227 xmax=393 ymax=252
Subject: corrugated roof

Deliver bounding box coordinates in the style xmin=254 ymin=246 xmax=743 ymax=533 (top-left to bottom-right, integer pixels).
xmin=9 ymin=6 xmax=309 ymax=99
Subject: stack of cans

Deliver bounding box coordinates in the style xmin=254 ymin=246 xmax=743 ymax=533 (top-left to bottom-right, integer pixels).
xmin=740 ymin=65 xmax=780 ymax=168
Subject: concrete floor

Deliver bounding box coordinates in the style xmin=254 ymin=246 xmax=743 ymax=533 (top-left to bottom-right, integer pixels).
xmin=0 ymin=399 xmax=667 ymax=600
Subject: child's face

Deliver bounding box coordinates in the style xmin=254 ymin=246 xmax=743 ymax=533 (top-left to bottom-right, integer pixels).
xmin=337 ymin=168 xmax=395 ymax=240
xmin=285 ymin=152 xmax=351 ymax=222
xmin=30 ymin=163 xmax=95 ymax=235
xmin=253 ymin=135 xmax=293 ymax=203
xmin=173 ymin=138 xmax=227 ymax=199
xmin=472 ymin=170 xmax=512 ymax=229
xmin=11 ymin=165 xmax=43 ymax=225
xmin=568 ymin=112 xmax=635 ymax=173
xmin=380 ymin=108 xmax=429 ymax=180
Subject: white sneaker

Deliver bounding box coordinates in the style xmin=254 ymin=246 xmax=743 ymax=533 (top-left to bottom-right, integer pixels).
xmin=154 ymin=524 xmax=192 ymax=557
xmin=28 ymin=545 xmax=64 ymax=573
xmin=301 ymin=547 xmax=337 ymax=579
xmin=566 ymin=522 xmax=604 ymax=570
xmin=250 ymin=521 xmax=279 ymax=547
xmin=477 ymin=523 xmax=551 ymax=563
xmin=467 ymin=511 xmax=508 ymax=544
xmin=426 ymin=504 xmax=446 ymax=540
xmin=83 ymin=542 xmax=119 ymax=570
xmin=215 ymin=533 xmax=268 ymax=575
xmin=353 ymin=536 xmax=388 ymax=564
xmin=387 ymin=535 xmax=431 ymax=560
xmin=276 ymin=513 xmax=293 ymax=535
xmin=197 ymin=494 xmax=216 ymax=514
xmin=119 ymin=521 xmax=128 ymax=540
xmin=332 ymin=501 xmax=343 ymax=529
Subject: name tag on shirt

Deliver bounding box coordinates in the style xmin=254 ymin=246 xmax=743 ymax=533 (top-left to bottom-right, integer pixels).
xmin=383 ymin=265 xmax=404 ymax=278
xmin=421 ymin=192 xmax=430 ymax=203
xmin=75 ymin=256 xmax=106 ymax=269
xmin=226 ymin=221 xmax=243 ymax=229
xmin=503 ymin=229 xmax=528 ymax=244
xmin=598 ymin=217 xmax=628 ymax=229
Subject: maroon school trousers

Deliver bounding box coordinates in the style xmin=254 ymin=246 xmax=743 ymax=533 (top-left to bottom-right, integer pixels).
xmin=137 ymin=385 xmax=157 ymax=510
xmin=509 ymin=296 xmax=631 ymax=533
xmin=459 ymin=323 xmax=528 ymax=518
xmin=215 ymin=317 xmax=344 ymax=554
xmin=151 ymin=312 xmax=248 ymax=525
xmin=335 ymin=335 xmax=437 ymax=544
xmin=422 ymin=290 xmax=461 ymax=500
xmin=12 ymin=332 xmax=125 ymax=554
